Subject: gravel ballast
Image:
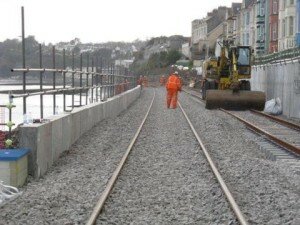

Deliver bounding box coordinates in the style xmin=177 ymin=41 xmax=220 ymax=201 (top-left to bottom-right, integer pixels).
xmin=97 ymin=88 xmax=235 ymax=224
xmin=1 ymin=87 xmax=299 ymax=225
xmin=180 ymin=91 xmax=300 ymax=225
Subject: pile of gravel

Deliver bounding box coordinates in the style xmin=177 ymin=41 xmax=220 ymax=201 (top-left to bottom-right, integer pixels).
xmin=180 ymin=92 xmax=300 ymax=225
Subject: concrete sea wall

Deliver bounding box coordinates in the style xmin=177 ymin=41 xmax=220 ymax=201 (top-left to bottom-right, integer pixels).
xmin=20 ymin=86 xmax=141 ymax=178
xmin=251 ymin=61 xmax=300 ymax=119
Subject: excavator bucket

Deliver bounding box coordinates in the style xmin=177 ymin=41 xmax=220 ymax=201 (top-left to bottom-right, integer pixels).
xmin=205 ymin=90 xmax=266 ymax=110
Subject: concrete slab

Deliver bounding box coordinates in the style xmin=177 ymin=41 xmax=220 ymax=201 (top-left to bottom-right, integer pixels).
xmin=36 ymin=122 xmax=52 ymax=177
xmin=71 ymin=111 xmax=81 ymax=144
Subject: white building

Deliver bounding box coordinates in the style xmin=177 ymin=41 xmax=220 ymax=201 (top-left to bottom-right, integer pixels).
xmin=181 ymin=42 xmax=191 ymax=59
xmin=115 ymin=59 xmax=134 ymax=68
xmin=278 ymin=0 xmax=296 ymax=50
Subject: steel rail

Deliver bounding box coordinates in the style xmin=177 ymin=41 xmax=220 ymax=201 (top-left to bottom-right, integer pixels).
xmin=86 ymin=90 xmax=156 ymax=225
xmin=221 ymin=109 xmax=300 ymax=155
xmin=182 ymin=88 xmax=205 ymax=104
xmin=184 ymin=89 xmax=300 ymax=155
xmin=250 ymin=109 xmax=300 ymax=131
xmin=178 ymin=101 xmax=249 ymax=225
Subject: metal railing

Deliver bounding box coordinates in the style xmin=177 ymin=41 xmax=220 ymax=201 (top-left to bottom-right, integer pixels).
xmin=0 ymin=101 xmax=15 ymax=148
xmin=9 ymin=6 xmax=136 ymax=121
xmin=254 ymin=47 xmax=300 ymax=65
xmin=11 ymin=50 xmax=135 ymax=119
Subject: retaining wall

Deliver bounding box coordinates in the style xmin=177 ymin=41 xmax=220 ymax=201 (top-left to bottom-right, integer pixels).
xmin=251 ymin=61 xmax=300 ymax=119
xmin=19 ymin=86 xmax=141 ymax=178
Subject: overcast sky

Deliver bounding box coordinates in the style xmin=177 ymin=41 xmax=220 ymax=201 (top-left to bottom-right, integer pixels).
xmin=0 ymin=0 xmax=240 ymax=44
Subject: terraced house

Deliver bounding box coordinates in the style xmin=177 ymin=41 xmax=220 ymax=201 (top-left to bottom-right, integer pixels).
xmin=188 ymin=0 xmax=300 ymax=64
xmin=269 ymin=0 xmax=279 ymax=53
xmin=278 ymin=0 xmax=296 ymax=50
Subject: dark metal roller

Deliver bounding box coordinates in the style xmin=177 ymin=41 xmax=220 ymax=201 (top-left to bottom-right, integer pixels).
xmin=205 ymin=90 xmax=266 ymax=110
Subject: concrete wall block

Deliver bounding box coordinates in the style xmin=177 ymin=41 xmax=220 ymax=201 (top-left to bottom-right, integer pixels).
xmin=51 ymin=118 xmax=63 ymax=162
xmin=251 ymin=63 xmax=300 ymax=119
xmin=36 ymin=123 xmax=52 ymax=177
xmin=282 ymin=64 xmax=291 ymax=116
xmin=19 ymin=126 xmax=38 ymax=176
xmin=117 ymin=96 xmax=123 ymax=115
xmin=80 ymin=108 xmax=89 ymax=136
xmin=71 ymin=111 xmax=81 ymax=144
xmin=87 ymin=107 xmax=95 ymax=131
xmin=98 ymin=104 xmax=104 ymax=123
xmin=62 ymin=115 xmax=72 ymax=153
xmin=94 ymin=103 xmax=101 ymax=123
xmin=291 ymin=63 xmax=300 ymax=118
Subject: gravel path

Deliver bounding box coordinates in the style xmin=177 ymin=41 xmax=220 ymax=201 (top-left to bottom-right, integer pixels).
xmin=180 ymin=91 xmax=300 ymax=225
xmin=0 ymin=89 xmax=153 ymax=225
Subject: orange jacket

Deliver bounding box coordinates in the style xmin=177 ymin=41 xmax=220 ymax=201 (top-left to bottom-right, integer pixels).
xmin=166 ymin=74 xmax=182 ymax=91
xmin=160 ymin=76 xmax=166 ymax=85
xmin=137 ymin=78 xmax=143 ymax=85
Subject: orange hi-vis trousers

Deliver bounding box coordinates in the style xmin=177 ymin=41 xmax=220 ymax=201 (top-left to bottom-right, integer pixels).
xmin=166 ymin=89 xmax=178 ymax=109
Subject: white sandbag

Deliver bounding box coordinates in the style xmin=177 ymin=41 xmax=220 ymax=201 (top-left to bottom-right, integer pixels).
xmin=272 ymin=97 xmax=283 ymax=115
xmin=264 ymin=98 xmax=282 ymax=115
xmin=264 ymin=99 xmax=276 ymax=114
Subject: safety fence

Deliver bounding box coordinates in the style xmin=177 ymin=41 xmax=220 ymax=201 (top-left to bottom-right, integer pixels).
xmin=254 ymin=47 xmax=300 ymax=65
xmin=10 ymin=45 xmax=135 ymax=120
xmin=8 ymin=6 xmax=136 ymax=124
xmin=0 ymin=103 xmax=15 ymax=148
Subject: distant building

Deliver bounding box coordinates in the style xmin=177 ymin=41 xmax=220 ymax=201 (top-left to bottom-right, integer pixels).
xmin=181 ymin=42 xmax=191 ymax=59
xmin=115 ymin=59 xmax=134 ymax=68
xmin=191 ymin=6 xmax=228 ymax=60
xmin=269 ymin=0 xmax=279 ymax=53
xmin=256 ymin=0 xmax=267 ymax=55
xmin=296 ymin=0 xmax=300 ymax=46
xmin=238 ymin=0 xmax=256 ymax=49
xmin=278 ymin=0 xmax=296 ymax=51
xmin=224 ymin=3 xmax=242 ymax=44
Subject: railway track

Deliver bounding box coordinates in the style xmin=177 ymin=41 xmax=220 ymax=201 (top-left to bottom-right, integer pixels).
xmin=86 ymin=89 xmax=248 ymax=225
xmin=183 ymin=88 xmax=300 ymax=158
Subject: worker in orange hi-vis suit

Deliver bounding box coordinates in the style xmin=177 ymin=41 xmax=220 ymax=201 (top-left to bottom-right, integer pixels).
xmin=137 ymin=76 xmax=143 ymax=90
xmin=142 ymin=75 xmax=148 ymax=87
xmin=137 ymin=76 xmax=143 ymax=85
xmin=160 ymin=75 xmax=166 ymax=86
xmin=166 ymin=71 xmax=182 ymax=109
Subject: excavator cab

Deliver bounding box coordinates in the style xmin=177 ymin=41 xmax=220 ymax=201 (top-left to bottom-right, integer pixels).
xmin=236 ymin=46 xmax=251 ymax=77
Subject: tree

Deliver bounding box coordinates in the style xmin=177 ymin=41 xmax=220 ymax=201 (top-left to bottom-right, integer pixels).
xmin=167 ymin=49 xmax=182 ymax=65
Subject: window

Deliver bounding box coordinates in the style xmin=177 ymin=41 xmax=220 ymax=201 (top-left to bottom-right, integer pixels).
xmin=246 ymin=33 xmax=250 ymax=45
xmin=245 ymin=12 xmax=250 ymax=26
xmin=273 ymin=0 xmax=278 ymax=14
xmin=237 ymin=48 xmax=250 ymax=66
xmin=261 ymin=25 xmax=265 ymax=40
xmin=261 ymin=1 xmax=265 ymax=16
xmin=282 ymin=19 xmax=286 ymax=37
xmin=270 ymin=23 xmax=272 ymax=40
xmin=289 ymin=16 xmax=294 ymax=36
xmin=272 ymin=23 xmax=278 ymax=40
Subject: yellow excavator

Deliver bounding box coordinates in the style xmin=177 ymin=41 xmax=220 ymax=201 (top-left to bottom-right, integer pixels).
xmin=201 ymin=40 xmax=265 ymax=110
